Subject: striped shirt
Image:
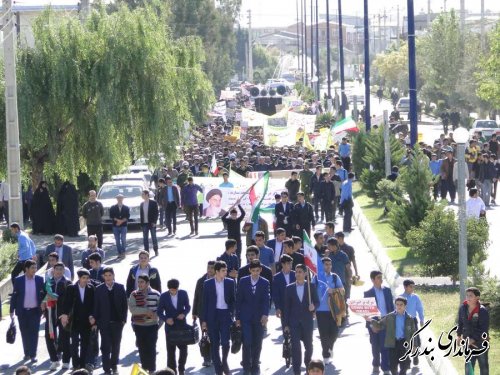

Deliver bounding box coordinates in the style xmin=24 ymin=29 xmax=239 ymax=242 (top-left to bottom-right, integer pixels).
xmin=128 ymin=287 xmax=161 ymax=326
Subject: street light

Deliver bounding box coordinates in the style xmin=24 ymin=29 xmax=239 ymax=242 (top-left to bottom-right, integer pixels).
xmin=454 ymin=126 xmax=469 ymax=303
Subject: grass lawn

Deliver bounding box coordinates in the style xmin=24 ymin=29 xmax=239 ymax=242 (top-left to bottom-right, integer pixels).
xmin=418 ymin=285 xmax=500 ymax=375
xmin=353 ymin=182 xmax=419 ymax=276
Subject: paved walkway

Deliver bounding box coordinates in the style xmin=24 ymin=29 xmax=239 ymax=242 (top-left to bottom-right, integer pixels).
xmin=0 ymin=213 xmax=433 ymax=375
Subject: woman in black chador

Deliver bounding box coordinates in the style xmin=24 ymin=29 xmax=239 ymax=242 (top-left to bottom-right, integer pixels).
xmin=56 ymin=181 xmax=80 ymax=237
xmin=31 ymin=181 xmax=56 ymax=235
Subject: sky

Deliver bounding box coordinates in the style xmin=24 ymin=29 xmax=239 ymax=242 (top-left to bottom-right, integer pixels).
xmin=239 ymin=0 xmax=500 ymax=28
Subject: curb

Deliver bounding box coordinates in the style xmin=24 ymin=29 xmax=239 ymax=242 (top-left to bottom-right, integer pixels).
xmin=353 ymin=199 xmax=458 ymax=375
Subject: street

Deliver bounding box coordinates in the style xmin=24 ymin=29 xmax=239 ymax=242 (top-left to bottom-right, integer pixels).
xmin=0 ymin=213 xmax=434 ymax=375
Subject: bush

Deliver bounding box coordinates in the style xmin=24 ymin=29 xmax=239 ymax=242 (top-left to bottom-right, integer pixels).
xmin=2 ymin=228 xmax=15 ymax=243
xmin=0 ymin=241 xmax=18 ymax=282
xmin=406 ymin=205 xmax=489 ymax=282
xmin=358 ymin=125 xmax=405 ymax=198
xmin=375 ymin=179 xmax=403 ymax=207
xmin=388 ymin=148 xmax=434 ymax=244
xmin=316 ymin=112 xmax=335 ymax=128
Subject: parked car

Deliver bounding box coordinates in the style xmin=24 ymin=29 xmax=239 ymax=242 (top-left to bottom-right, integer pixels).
xmin=396 ymin=97 xmax=410 ymax=112
xmin=97 ymin=181 xmax=147 ymax=227
xmin=469 ymin=119 xmax=500 ymax=139
xmin=111 ymin=173 xmax=149 ymax=190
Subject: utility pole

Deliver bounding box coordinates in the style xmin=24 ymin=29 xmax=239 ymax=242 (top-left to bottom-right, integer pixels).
xmin=407 ymin=0 xmax=418 ymax=146
xmin=301 ymin=0 xmax=305 ymax=83
xmin=427 ymin=0 xmax=431 ymax=28
xmin=303 ymin=0 xmax=309 ymax=86
xmin=247 ymin=10 xmax=253 ymax=83
xmin=338 ymin=0 xmax=345 ymax=118
xmin=2 ymin=0 xmax=23 ymax=226
xmin=396 ymin=5 xmax=400 ymax=48
xmin=310 ymin=0 xmax=314 ymax=89
xmin=480 ymin=0 xmax=485 ymax=51
xmin=377 ymin=14 xmax=381 ymax=54
xmin=326 ymin=0 xmax=332 ymax=100
xmin=315 ymin=0 xmax=320 ymax=100
xmin=460 ymin=0 xmax=465 ymax=34
xmin=363 ymin=0 xmax=371 ymax=131
xmin=296 ymin=0 xmax=301 ymax=72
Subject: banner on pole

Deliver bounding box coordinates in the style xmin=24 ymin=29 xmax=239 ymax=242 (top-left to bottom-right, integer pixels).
xmin=347 ymin=297 xmax=381 ymax=317
xmin=287 ymin=111 xmax=316 ymax=134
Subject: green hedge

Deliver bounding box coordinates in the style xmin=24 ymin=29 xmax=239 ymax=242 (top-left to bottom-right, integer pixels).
xmin=0 ymin=241 xmax=17 ymax=282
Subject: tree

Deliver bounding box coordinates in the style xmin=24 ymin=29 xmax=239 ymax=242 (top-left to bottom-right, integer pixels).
xmin=358 ymin=126 xmax=405 ymax=198
xmin=4 ymin=5 xmax=213 ymax=188
xmin=166 ymin=0 xmax=242 ymax=93
xmin=252 ymin=45 xmax=279 ymax=84
xmin=373 ymin=43 xmax=410 ymax=92
xmin=406 ymin=205 xmax=489 ymax=282
xmin=388 ymin=148 xmax=434 ymax=244
xmin=476 ymin=22 xmax=500 ymax=109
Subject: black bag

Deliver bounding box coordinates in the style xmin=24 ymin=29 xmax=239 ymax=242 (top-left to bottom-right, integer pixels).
xmin=6 ymin=320 xmax=16 ymax=344
xmin=167 ymin=322 xmax=200 ymax=346
xmin=199 ymin=330 xmax=211 ymax=358
xmin=230 ymin=322 xmax=242 ymax=354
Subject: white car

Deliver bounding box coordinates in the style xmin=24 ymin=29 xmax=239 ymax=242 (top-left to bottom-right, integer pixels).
xmin=97 ymin=181 xmax=146 ymax=227
xmin=111 ymin=173 xmax=149 ymax=190
xmin=469 ymin=119 xmax=500 ymax=139
xmin=396 ymin=97 xmax=410 ymax=112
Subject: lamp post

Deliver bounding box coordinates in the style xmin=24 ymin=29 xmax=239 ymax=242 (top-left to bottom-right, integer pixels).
xmin=454 ymin=126 xmax=469 ymax=303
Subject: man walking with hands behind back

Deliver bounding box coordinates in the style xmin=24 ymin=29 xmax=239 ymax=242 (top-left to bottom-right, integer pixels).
xmin=109 ymin=194 xmax=130 ymax=259
xmin=82 ymin=190 xmax=104 ymax=248
xmin=140 ymin=190 xmax=159 ymax=256
xmin=283 ymin=264 xmax=320 ymax=375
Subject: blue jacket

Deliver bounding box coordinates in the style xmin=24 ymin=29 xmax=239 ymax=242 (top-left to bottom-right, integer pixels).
xmin=93 ymin=282 xmax=128 ymax=327
xmin=364 ymin=286 xmax=394 ymax=328
xmin=157 ymin=289 xmax=191 ymax=331
xmin=236 ymin=276 xmax=270 ymax=322
xmin=181 ymin=183 xmax=202 ymax=207
xmin=10 ymin=275 xmax=45 ymax=316
xmin=201 ymin=277 xmax=235 ymax=324
xmin=272 ymin=271 xmax=296 ymax=311
xmin=283 ymin=282 xmax=320 ymax=329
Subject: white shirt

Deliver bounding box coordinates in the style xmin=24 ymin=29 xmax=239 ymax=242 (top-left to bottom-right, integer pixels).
xmin=78 ymin=285 xmax=86 ymax=302
xmin=283 ymin=272 xmax=290 ymax=285
xmin=215 ymin=279 xmax=228 ymax=309
xmin=466 ymin=197 xmax=486 ymax=218
xmin=55 ymin=246 xmax=63 ymax=262
xmin=170 ymin=293 xmax=178 ymax=309
xmin=142 ymin=200 xmax=149 ymax=222
xmin=274 ymin=241 xmax=283 ymax=263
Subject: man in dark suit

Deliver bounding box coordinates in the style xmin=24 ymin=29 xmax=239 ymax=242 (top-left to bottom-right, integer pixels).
xmin=140 ymin=190 xmax=159 ymax=255
xmin=364 ymin=270 xmax=395 ymax=375
xmin=157 ymin=279 xmax=191 ymax=375
xmin=283 ymin=264 xmax=320 ymax=375
xmin=44 ymin=262 xmax=72 ymax=370
xmin=275 ymin=191 xmax=293 ymax=237
xmin=126 ymin=250 xmax=162 ymax=297
xmin=61 ymin=269 xmax=95 ymax=371
xmin=310 ymin=166 xmax=324 ymax=221
xmin=192 ymin=261 xmax=216 ymax=367
xmin=164 ymin=176 xmax=181 ymax=235
xmin=236 ymin=260 xmax=270 ymax=375
xmin=291 ymin=192 xmax=315 ymax=239
xmin=272 ymin=254 xmax=296 ymax=330
xmin=109 ymin=194 xmax=130 ymax=258
xmin=237 ymin=246 xmax=273 ymax=303
xmin=201 ymin=261 xmax=236 ymax=375
xmin=10 ymin=260 xmax=45 ymax=364
xmin=91 ymin=267 xmax=128 ymax=375
xmin=266 ymin=228 xmax=287 ymax=270
xmin=44 ymin=234 xmax=74 ymax=279
xmin=319 ymin=173 xmax=336 ymax=223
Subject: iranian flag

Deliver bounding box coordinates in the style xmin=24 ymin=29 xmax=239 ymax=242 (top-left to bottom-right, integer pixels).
xmin=303 ymin=230 xmax=326 ymax=282
xmin=210 ymin=154 xmax=219 ymax=176
xmin=250 ymin=172 xmax=270 ymax=238
xmin=331 ymin=117 xmax=359 ymax=134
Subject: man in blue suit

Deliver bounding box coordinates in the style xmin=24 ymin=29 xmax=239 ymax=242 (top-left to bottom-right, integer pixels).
xmin=158 ymin=279 xmax=191 ymax=375
xmin=283 ymin=264 xmax=320 ymax=375
xmin=10 ymin=259 xmax=45 ymax=364
xmin=272 ymin=254 xmax=295 ymax=330
xmin=201 ymin=260 xmax=236 ymax=375
xmin=236 ymin=260 xmax=270 ymax=375
xmin=266 ymin=228 xmax=287 ymax=270
xmin=364 ymin=270 xmax=394 ymax=375
xmin=91 ymin=267 xmax=128 ymax=375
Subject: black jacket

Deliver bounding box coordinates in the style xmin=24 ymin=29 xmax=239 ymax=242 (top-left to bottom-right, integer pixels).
xmin=140 ymin=199 xmax=159 ymax=225
xmin=275 ymin=201 xmax=293 ymax=232
xmin=125 ymin=265 xmax=162 ymax=297
xmin=109 ymin=204 xmax=130 ymax=227
xmin=193 ymin=274 xmax=208 ymax=318
xmin=457 ymin=303 xmax=489 ymax=343
xmin=221 ymin=205 xmax=245 ymax=241
xmin=319 ymin=180 xmax=336 ymax=202
xmin=62 ymin=282 xmax=95 ymax=331
xmin=291 ymin=202 xmax=316 ymax=230
xmin=285 ymin=179 xmax=300 ymax=202
xmin=310 ymin=173 xmax=324 ymax=195
xmin=93 ymin=282 xmax=128 ymax=326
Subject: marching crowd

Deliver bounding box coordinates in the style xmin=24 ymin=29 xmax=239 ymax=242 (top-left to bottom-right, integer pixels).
xmin=7 ymin=118 xmax=493 ymax=375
